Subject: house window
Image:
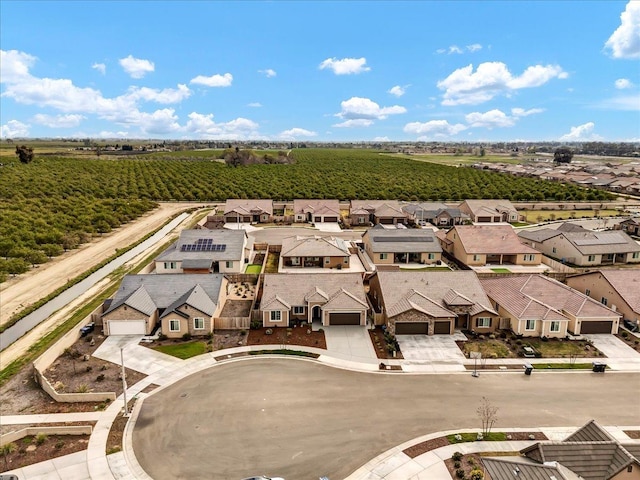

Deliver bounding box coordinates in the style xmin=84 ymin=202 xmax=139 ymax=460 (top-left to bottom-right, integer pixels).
xmin=585 ymin=289 xmax=591 ymax=296
xmin=226 ymin=261 xmax=233 ymax=268
xmin=552 ymin=247 xmax=557 ymax=254
xmin=344 ymin=257 xmax=349 ymax=264
xmin=633 ymin=252 xmax=640 ymax=259
xmin=164 ymin=262 xmax=177 ymax=270
xmin=291 ymin=257 xmax=300 ymax=266
xmin=270 ymin=311 xmax=282 ymax=322
xmin=324 ymin=257 xmax=330 ymax=264
xmin=523 ymin=254 xmax=535 ymax=261
xmin=601 ymin=297 xmax=608 ymax=306
xmin=550 ymin=321 xmax=560 ymax=332
xmin=473 ymin=254 xmax=481 ymax=261
xmin=293 ymin=306 xmax=304 ymax=315
xmin=380 ymin=253 xmax=388 ymax=260
xmin=428 ymin=253 xmax=435 ymax=260
xmin=525 ymin=319 xmax=536 ymax=331
xmin=169 ymin=319 xmax=180 ymax=332
xmin=193 ymin=318 xmax=205 ymax=330
xmin=358 ymin=216 xmax=365 ymax=224
xmin=476 ymin=317 xmax=491 ymax=328
xmin=588 ymin=255 xmax=596 ymax=262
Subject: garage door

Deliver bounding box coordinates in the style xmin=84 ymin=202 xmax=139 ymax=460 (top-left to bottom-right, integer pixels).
xmin=434 ymin=321 xmax=451 ymax=334
xmin=580 ymin=321 xmax=613 ymax=334
xmin=324 ymin=217 xmax=338 ymax=223
xmin=108 ymin=320 xmax=146 ymax=335
xmin=395 ymin=322 xmax=428 ymax=335
xmin=329 ymin=312 xmax=361 ymax=325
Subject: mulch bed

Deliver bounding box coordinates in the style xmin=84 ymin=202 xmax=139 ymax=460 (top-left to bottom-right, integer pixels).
xmin=369 ymin=328 xmax=404 ymax=360
xmin=616 ymin=333 xmax=640 ymax=352
xmin=105 ymin=398 xmax=137 ymax=455
xmin=624 ymin=430 xmax=640 ymax=439
xmin=1 ymin=434 xmax=90 ymax=472
xmin=247 ymin=326 xmax=326 ymax=349
xmin=463 ymin=364 xmax=526 ymax=370
xmin=403 ymin=432 xmax=548 ymax=458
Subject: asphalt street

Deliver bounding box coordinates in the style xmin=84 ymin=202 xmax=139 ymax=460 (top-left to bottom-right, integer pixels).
xmin=132 ymin=358 xmax=640 ymax=480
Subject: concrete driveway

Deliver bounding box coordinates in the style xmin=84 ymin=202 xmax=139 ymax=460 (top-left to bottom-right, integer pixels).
xmin=93 ymin=335 xmax=182 ymax=375
xmin=584 ymin=334 xmax=640 ymax=371
xmin=323 ymin=325 xmax=376 ymax=361
xmin=397 ymin=331 xmax=467 ymax=362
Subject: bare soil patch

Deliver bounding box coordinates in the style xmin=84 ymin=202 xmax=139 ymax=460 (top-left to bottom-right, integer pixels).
xmin=616 ymin=333 xmax=640 ymax=352
xmin=369 ymin=328 xmax=404 ymax=360
xmin=219 ymin=300 xmax=252 ymax=318
xmin=248 ymin=326 xmax=326 ymax=349
xmin=143 ymin=330 xmax=248 ymax=352
xmin=0 ymin=434 xmax=90 ymax=472
xmin=105 ymin=398 xmax=137 ymax=455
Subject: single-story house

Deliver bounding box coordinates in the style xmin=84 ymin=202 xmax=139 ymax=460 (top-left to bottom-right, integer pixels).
xmin=567 ymin=269 xmax=640 ymax=328
xmin=223 ymin=199 xmax=273 ymax=223
xmin=280 ymin=235 xmax=351 ymax=269
xmin=362 ymin=225 xmax=442 ymax=266
xmin=458 ymin=199 xmax=521 ymax=223
xmin=369 ymin=271 xmax=498 ymax=335
xmin=617 ymin=216 xmax=640 ymax=236
xmin=350 ymin=200 xmax=409 ymax=225
xmin=401 ymin=202 xmax=470 ymax=226
xmin=293 ymin=199 xmax=341 ymax=223
xmin=102 ymin=274 xmax=225 ymax=337
xmin=518 ymin=223 xmax=640 ymax=266
xmin=442 ymin=224 xmax=542 ymax=267
xmin=260 ymin=273 xmax=368 ymax=327
xmin=480 ymin=274 xmax=621 ymax=336
xmin=155 ymin=229 xmax=250 ymax=274
xmin=484 ymin=420 xmax=640 ymax=480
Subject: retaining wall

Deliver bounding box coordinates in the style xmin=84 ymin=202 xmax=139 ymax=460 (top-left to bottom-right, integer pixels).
xmin=0 ymin=425 xmax=93 ymax=447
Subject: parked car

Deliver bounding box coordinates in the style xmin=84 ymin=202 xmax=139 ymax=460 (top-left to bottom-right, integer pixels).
xmin=241 ymin=477 xmax=284 ymax=480
xmin=623 ymin=319 xmax=639 ymax=332
xmin=80 ymin=322 xmax=95 ymax=337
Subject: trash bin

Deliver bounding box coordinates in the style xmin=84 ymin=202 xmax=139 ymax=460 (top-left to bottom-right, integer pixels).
xmin=523 ymin=363 xmax=533 ymax=375
xmin=592 ymin=362 xmax=606 ymax=373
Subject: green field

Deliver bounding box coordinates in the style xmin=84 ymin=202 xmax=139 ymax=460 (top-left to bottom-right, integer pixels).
xmin=0 ymin=147 xmax=613 ymax=280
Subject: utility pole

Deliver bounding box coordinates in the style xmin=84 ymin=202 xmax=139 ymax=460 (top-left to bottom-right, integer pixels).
xmin=120 ymin=347 xmax=129 ymax=417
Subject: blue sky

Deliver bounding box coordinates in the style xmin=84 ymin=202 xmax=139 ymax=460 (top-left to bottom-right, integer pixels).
xmin=1 ymin=1 xmax=639 ymax=142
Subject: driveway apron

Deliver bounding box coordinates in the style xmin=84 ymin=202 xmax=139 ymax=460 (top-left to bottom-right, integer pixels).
xmin=93 ymin=335 xmax=182 ymax=375
xmin=323 ymin=325 xmax=377 ymax=361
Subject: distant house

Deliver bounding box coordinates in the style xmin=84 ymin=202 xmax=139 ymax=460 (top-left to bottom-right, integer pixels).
xmin=362 ymin=226 xmax=442 ymax=266
xmin=518 ymin=223 xmax=640 ymax=266
xmin=567 ymin=269 xmax=640 ymax=328
xmin=442 ymin=225 xmax=541 ymax=267
xmin=402 ymin=202 xmax=470 ymax=227
xmin=484 ymin=420 xmax=640 ymax=480
xmin=458 ymin=199 xmax=521 ymax=223
xmin=280 ymin=235 xmax=351 ymax=269
xmin=350 ymin=200 xmax=409 ymax=225
xmin=481 ymin=274 xmax=620 ymax=336
xmin=617 ymin=216 xmax=640 ymax=236
xmin=223 ymin=199 xmax=273 ymax=223
xmin=102 ymin=274 xmax=224 ymax=337
xmin=155 ymin=229 xmax=250 ymax=274
xmin=293 ymin=199 xmax=341 ymax=223
xmin=369 ymin=271 xmax=497 ymax=335
xmin=260 ymin=273 xmax=368 ymax=327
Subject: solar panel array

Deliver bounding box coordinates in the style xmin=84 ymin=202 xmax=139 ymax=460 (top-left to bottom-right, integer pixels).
xmin=180 ymin=238 xmax=227 ymax=252
xmin=374 ymin=236 xmax=433 ymax=243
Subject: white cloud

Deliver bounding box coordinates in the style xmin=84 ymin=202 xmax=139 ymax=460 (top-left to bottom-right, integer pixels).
xmin=388 ymin=85 xmax=408 ymax=97
xmin=259 ymin=68 xmax=277 ymax=78
xmin=511 ymin=107 xmax=545 ymax=117
xmin=559 ymin=122 xmax=603 ymax=141
xmin=467 ymin=44 xmax=483 ymax=52
xmin=91 ymin=62 xmax=106 ymax=75
xmin=436 ymin=44 xmax=482 ymax=54
xmin=118 ymin=55 xmax=154 ymax=79
xmin=319 ymin=57 xmax=370 ymax=75
xmin=0 ymin=50 xmax=36 ymax=83
xmin=605 ymin=1 xmax=640 ymax=59
xmin=183 ymin=112 xmax=260 ymax=140
xmin=32 ymin=113 xmax=85 ymax=128
xmin=279 ymin=127 xmax=317 ymax=139
xmin=403 ymin=120 xmax=467 ymax=137
xmin=373 ymin=136 xmax=390 ymax=142
xmin=465 ymin=109 xmax=516 ymax=128
xmin=336 ymin=97 xmax=406 ymax=124
xmin=596 ymin=94 xmax=640 ymax=111
xmin=615 ymin=78 xmax=633 ymax=89
xmin=0 ymin=119 xmax=30 ymax=138
xmin=437 ymin=62 xmax=567 ymax=105
xmin=333 ymin=119 xmax=374 ymax=128
xmin=118 ymin=108 xmax=181 ymax=135
xmin=124 ymin=84 xmax=191 ymax=103
xmin=190 ymin=73 xmax=233 ymax=87
xmin=247 ymin=102 xmax=263 ymax=107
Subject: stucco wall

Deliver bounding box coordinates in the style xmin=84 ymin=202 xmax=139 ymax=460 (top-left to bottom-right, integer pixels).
xmin=103 ymin=305 xmax=155 ymax=335
xmin=567 ymin=274 xmax=638 ymax=323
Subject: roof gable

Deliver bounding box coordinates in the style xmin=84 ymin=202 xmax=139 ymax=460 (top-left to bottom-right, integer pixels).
xmin=450 ymin=225 xmax=539 ymax=255
xmin=323 ymin=288 xmax=368 ymax=309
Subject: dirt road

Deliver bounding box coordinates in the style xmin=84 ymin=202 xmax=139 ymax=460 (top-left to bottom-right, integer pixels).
xmin=0 ymin=202 xmax=208 ymax=326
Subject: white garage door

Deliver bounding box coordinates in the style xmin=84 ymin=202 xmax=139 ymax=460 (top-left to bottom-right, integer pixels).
xmin=108 ymin=320 xmax=146 ymax=335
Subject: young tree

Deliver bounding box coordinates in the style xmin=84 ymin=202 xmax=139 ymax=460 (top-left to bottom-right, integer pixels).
xmin=15 ymin=145 xmax=34 ymax=163
xmin=477 ymin=396 xmax=498 ymax=436
xmin=553 ymin=147 xmax=573 ymax=164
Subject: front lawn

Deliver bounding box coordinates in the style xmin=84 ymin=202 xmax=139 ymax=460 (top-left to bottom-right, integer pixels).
xmin=460 ymin=333 xmax=602 ymax=359
xmin=461 ymin=339 xmax=513 ymax=358
xmin=490 ymin=268 xmax=511 ymax=273
xmin=524 ymin=338 xmax=595 ymax=358
xmin=532 ymin=363 xmax=595 ymax=370
xmin=152 ymin=341 xmax=207 ymax=359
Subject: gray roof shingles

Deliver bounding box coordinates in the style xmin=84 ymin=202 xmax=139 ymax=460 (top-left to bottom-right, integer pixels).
xmin=156 ymin=229 xmax=247 ymax=263
xmin=363 ymin=228 xmax=443 ymax=253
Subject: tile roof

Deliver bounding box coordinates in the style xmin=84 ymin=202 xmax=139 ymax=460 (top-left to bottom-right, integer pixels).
xmin=518 ymin=228 xmax=563 ymax=243
xmin=281 ymin=235 xmax=350 ymax=257
xmin=376 ymin=271 xmax=497 ymax=318
xmin=480 ymin=275 xmax=620 ymax=320
xmin=293 ymin=199 xmax=340 ymax=215
xmin=362 ymin=228 xmax=442 ymax=253
xmin=104 ymin=274 xmax=223 ymax=317
xmin=156 ymin=229 xmax=247 ymax=262
xmin=598 ymin=269 xmax=640 ymax=313
xmin=564 ymin=420 xmax=614 ymax=442
xmin=373 ymin=203 xmax=407 ymax=218
xmin=401 ymin=202 xmax=448 ymax=216
xmin=161 ymin=283 xmax=218 ymax=318
xmin=450 ymin=225 xmax=539 ymax=255
xmin=483 ymin=458 xmax=580 ymax=480
xmin=563 ymin=230 xmax=640 ymax=255
xmin=261 ymin=273 xmax=367 ymax=310
xmin=224 ymin=199 xmax=273 ymax=216
xmin=351 ymin=200 xmax=403 ymax=212
xmin=460 ymin=199 xmax=519 ymax=215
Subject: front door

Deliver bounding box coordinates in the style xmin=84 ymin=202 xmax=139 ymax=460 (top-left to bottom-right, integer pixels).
xmin=312 ymin=306 xmax=322 ymax=321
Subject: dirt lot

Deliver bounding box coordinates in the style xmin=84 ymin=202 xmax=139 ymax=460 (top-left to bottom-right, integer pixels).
xmin=0 ymin=434 xmax=91 ymax=472
xmin=248 ymin=326 xmax=327 ymax=349
xmin=219 ymin=300 xmax=253 ymax=317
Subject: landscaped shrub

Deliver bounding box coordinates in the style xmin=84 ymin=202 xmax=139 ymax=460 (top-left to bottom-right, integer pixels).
xmin=35 ymin=433 xmax=48 ymax=445
xmin=470 ymin=468 xmax=484 ymax=480
xmin=452 ymin=451 xmax=463 ymax=461
xmin=96 ymin=374 xmax=105 ymax=382
xmin=182 ymin=332 xmax=192 ymax=341
xmin=158 ymin=333 xmax=167 ymax=341
xmin=456 ymin=469 xmax=465 ymax=479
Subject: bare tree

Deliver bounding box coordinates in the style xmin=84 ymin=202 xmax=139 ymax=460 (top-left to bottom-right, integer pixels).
xmin=477 ymin=396 xmax=498 ymax=436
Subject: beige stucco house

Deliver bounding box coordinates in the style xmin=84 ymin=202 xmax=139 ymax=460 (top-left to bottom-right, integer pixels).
xmin=350 ymin=200 xmax=409 ymax=225
xmin=293 ymin=199 xmax=341 ymax=223
xmin=362 ymin=226 xmax=442 ymax=266
xmin=280 ymin=235 xmax=352 ymax=269
xmin=369 ymin=271 xmax=497 ymax=335
xmin=260 ymin=273 xmax=368 ymax=327
xmin=567 ymin=269 xmax=640 ymax=328
xmin=223 ymin=199 xmax=273 ymax=223
xmin=442 ymin=224 xmax=542 ymax=267
xmin=481 ymin=274 xmax=621 ymax=336
xmin=102 ymin=274 xmax=225 ymax=337
xmin=458 ymin=199 xmax=520 ymax=223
